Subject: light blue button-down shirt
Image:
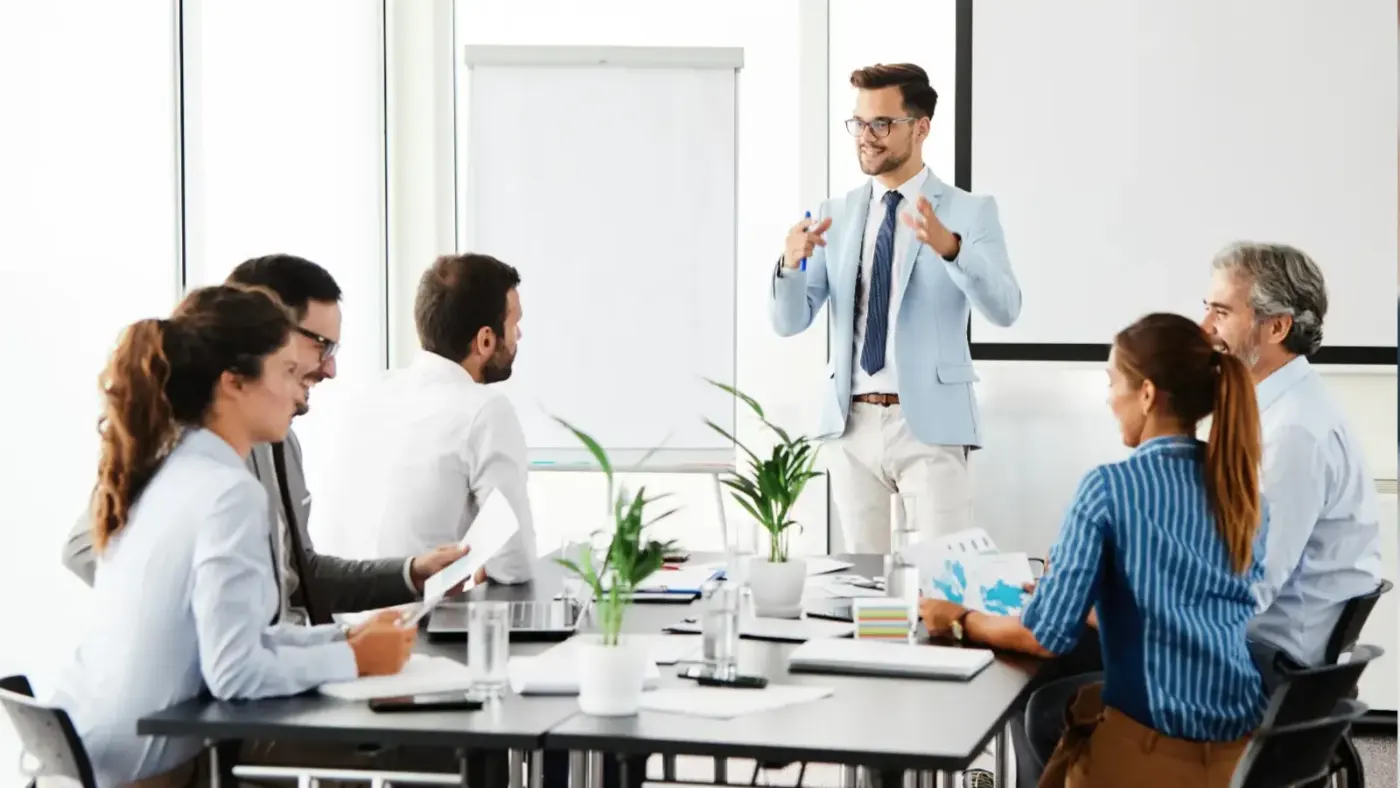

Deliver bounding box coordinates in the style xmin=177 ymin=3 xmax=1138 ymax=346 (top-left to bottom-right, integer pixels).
xmin=48 ymin=429 xmax=357 ymax=788
xmin=1249 ymin=356 xmax=1384 ymax=667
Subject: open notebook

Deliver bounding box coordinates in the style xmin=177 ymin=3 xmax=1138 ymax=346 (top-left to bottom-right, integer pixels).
xmin=318 ymin=655 xmax=475 ymax=700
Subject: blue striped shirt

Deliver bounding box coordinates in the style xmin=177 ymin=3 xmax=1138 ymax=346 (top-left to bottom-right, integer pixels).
xmin=1021 ymin=436 xmax=1269 ymax=741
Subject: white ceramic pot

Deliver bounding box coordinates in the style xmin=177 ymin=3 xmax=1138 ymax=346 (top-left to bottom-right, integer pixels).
xmin=576 ymin=637 xmax=651 ymax=716
xmin=747 ymin=557 xmax=808 ymax=619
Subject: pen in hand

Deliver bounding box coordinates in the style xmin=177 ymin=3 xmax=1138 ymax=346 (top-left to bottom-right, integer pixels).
xmin=800 ymin=210 xmax=811 ymax=271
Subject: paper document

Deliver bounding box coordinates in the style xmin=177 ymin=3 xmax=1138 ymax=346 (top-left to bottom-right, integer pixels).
xmin=640 ymin=685 xmax=834 ymax=718
xmin=805 ymin=557 xmax=854 ymax=576
xmin=604 ymin=562 xmax=723 ymax=595
xmin=788 ymin=639 xmax=993 ymax=681
xmin=400 ymin=490 xmax=520 ymax=626
xmin=318 ymin=655 xmax=474 ymax=700
xmin=533 ymin=633 xmax=702 ymax=665
xmin=507 ymin=647 xmax=664 ymax=695
xmin=927 ymin=551 xmax=1035 ymax=616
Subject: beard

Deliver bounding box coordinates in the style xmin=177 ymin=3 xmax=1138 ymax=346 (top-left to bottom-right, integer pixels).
xmin=1219 ymin=331 xmax=1263 ymax=370
xmin=859 ymin=143 xmax=909 ymax=176
xmin=482 ymin=344 xmax=516 ymax=384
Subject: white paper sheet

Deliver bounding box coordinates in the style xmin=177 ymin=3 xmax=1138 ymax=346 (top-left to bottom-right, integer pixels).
xmin=804 ymin=557 xmax=854 ymax=576
xmin=926 ymin=551 xmax=1035 ymax=616
xmin=318 ymin=655 xmax=474 ymax=700
xmin=401 ymin=491 xmax=521 ymax=625
xmin=507 ymin=652 xmax=663 ymax=695
xmin=640 ymin=685 xmax=834 ymax=718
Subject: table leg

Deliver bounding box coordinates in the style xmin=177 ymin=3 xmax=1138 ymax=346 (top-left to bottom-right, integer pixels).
xmin=916 ymin=771 xmax=936 ymax=788
xmin=458 ymin=750 xmax=470 ymax=788
xmin=528 ymin=749 xmax=544 ymax=788
xmin=206 ymin=741 xmax=222 ymax=788
xmin=661 ymin=754 xmax=677 ymax=782
xmin=840 ymin=765 xmax=860 ymax=788
xmin=569 ymin=751 xmax=586 ymax=788
xmin=713 ymin=757 xmax=728 ymax=785
xmin=588 ymin=751 xmax=604 ymax=788
xmin=994 ymin=724 xmax=1011 ymax=786
xmin=938 ymin=772 xmax=957 ymax=788
xmin=508 ymin=749 xmax=525 ymax=788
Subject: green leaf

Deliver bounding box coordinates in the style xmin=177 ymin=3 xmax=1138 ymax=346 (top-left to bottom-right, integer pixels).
xmin=705 ymin=378 xmax=765 ymax=421
xmin=552 ymin=416 xmax=612 ymax=480
xmin=704 ymin=419 xmax=760 ymax=464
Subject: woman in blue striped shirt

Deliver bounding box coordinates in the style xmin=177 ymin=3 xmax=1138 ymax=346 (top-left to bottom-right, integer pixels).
xmin=919 ymin=313 xmax=1267 ymax=788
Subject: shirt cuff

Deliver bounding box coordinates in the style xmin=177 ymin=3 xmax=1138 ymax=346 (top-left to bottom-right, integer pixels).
xmin=402 ymin=557 xmax=419 ymax=596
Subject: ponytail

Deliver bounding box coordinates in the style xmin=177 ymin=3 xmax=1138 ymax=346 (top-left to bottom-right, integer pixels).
xmin=91 ymin=319 xmax=179 ymax=553
xmin=1204 ymin=351 xmax=1263 ymax=574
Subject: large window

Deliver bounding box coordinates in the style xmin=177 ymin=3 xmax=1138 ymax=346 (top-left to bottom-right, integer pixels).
xmin=0 ymin=0 xmax=180 ymax=727
xmin=184 ymin=0 xmax=387 ymax=501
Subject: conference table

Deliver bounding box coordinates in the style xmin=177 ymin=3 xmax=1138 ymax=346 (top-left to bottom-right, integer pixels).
xmin=138 ymin=555 xmax=1042 ymax=787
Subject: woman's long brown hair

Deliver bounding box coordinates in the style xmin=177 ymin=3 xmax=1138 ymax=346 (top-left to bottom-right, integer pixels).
xmin=91 ymin=319 xmax=179 ymax=552
xmin=1114 ymin=313 xmax=1263 ymax=574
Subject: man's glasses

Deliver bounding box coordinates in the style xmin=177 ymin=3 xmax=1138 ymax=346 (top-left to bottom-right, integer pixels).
xmin=295 ymin=326 xmax=339 ymax=361
xmin=845 ymin=117 xmax=917 ymax=138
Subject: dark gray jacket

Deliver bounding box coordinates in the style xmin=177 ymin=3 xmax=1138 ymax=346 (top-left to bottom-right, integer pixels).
xmin=62 ymin=429 xmax=416 ymax=623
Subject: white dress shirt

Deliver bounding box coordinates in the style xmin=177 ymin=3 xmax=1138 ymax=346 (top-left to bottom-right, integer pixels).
xmin=851 ymin=166 xmax=929 ymax=396
xmin=312 ymin=350 xmax=537 ymax=583
xmin=48 ymin=429 xmax=356 ymax=788
xmin=1249 ymin=356 xmax=1384 ymax=666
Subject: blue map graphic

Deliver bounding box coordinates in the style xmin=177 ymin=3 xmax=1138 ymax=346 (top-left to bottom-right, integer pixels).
xmin=929 ymin=559 xmax=968 ymax=604
xmin=980 ymin=579 xmax=1028 ymax=616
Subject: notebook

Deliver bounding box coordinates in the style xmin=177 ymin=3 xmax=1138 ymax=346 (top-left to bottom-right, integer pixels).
xmin=318 ymin=655 xmax=475 ymax=700
xmin=787 ymin=639 xmax=993 ymax=681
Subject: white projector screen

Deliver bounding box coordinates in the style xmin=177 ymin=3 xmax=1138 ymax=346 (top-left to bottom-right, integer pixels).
xmin=970 ymin=0 xmax=1398 ymax=354
xmin=459 ymin=46 xmax=740 ymax=464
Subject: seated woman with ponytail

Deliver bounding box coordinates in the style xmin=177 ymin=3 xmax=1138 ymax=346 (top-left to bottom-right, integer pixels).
xmin=46 ymin=285 xmax=414 ymax=788
xmin=918 ymin=313 xmax=1269 ymax=788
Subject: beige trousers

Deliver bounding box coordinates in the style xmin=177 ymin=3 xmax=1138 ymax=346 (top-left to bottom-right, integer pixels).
xmin=825 ymin=403 xmax=971 ymax=554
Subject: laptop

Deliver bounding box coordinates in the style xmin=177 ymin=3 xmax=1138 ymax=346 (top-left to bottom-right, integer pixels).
xmin=425 ymin=598 xmax=586 ymax=642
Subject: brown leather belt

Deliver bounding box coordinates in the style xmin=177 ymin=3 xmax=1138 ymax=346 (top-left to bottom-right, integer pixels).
xmin=853 ymin=393 xmax=900 ymax=407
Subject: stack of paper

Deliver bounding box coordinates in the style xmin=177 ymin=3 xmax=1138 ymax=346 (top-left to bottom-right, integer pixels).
xmin=640 ymin=685 xmax=834 ymax=718
xmin=787 ymin=638 xmax=993 ymax=681
xmin=507 ymin=644 xmax=665 ymax=695
xmin=318 ymin=655 xmax=474 ymax=700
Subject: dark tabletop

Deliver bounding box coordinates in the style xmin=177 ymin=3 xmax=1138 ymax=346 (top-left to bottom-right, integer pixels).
xmin=137 ymin=553 xmax=1042 ymax=767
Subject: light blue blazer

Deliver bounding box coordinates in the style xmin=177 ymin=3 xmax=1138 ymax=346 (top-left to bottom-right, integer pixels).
xmin=769 ymin=171 xmax=1021 ymax=448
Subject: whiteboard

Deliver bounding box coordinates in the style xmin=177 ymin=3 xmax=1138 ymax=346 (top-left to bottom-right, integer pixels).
xmin=459 ymin=46 xmax=741 ymax=462
xmin=970 ymin=0 xmax=1398 ymax=349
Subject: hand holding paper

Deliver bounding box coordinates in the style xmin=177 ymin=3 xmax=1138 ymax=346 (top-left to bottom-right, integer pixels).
xmin=399 ymin=490 xmax=521 ymax=626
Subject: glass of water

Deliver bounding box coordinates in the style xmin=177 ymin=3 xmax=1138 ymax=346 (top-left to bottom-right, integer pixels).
xmin=467 ymin=601 xmax=511 ymax=697
xmin=699 ymin=579 xmax=741 ymax=677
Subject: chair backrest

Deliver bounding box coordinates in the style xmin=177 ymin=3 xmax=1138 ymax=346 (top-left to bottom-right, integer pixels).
xmin=1324 ymin=579 xmax=1392 ymax=663
xmin=1263 ymin=643 xmax=1383 ymax=727
xmin=0 ymin=675 xmax=98 ymax=788
xmin=1231 ymin=698 xmax=1368 ymax=788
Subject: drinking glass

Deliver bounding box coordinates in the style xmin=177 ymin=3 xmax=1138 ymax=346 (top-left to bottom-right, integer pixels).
xmin=699 ymin=578 xmax=741 ymax=677
xmin=467 ymin=601 xmax=511 ymax=697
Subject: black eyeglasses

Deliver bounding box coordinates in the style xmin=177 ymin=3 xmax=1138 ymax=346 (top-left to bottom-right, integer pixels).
xmin=845 ymin=117 xmax=917 ymax=138
xmin=295 ymin=326 xmax=339 ymax=360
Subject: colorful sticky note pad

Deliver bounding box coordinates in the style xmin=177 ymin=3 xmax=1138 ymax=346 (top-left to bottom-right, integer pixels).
xmin=851 ymin=599 xmax=915 ymax=640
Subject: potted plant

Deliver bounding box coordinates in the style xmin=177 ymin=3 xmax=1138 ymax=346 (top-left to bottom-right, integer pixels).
xmin=553 ymin=418 xmax=679 ymax=716
xmin=705 ymin=381 xmax=822 ymax=618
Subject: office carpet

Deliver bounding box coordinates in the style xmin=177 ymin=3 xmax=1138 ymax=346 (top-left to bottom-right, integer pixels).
xmin=1357 ymin=734 xmax=1396 ymax=786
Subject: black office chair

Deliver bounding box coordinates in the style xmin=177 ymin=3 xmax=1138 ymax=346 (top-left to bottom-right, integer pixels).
xmin=1319 ymin=580 xmax=1392 ymax=786
xmin=1267 ymin=643 xmax=1382 ymax=788
xmin=1230 ymin=698 xmax=1369 ymax=788
xmin=0 ymin=674 xmax=98 ymax=788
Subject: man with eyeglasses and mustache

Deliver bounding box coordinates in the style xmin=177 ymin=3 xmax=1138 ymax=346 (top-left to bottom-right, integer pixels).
xmin=62 ymin=254 xmax=470 ymax=626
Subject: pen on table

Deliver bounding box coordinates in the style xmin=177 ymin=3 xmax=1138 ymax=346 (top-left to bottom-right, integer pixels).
xmin=800 ymin=210 xmax=811 ymax=271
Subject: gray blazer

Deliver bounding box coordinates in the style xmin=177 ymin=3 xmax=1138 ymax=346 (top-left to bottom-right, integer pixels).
xmin=62 ymin=428 xmax=416 ymax=622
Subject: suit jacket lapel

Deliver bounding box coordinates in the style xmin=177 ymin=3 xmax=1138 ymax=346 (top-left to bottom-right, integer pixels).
xmin=895 ymin=171 xmax=944 ymax=306
xmin=840 ymin=183 xmax=872 ymax=304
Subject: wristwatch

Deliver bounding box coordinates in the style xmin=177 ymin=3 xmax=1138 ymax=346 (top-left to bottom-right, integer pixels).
xmin=949 ymin=609 xmax=973 ymax=645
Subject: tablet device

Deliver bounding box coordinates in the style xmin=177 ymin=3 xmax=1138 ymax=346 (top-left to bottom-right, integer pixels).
xmin=368 ymin=691 xmax=485 ymax=713
xmin=425 ymin=597 xmax=586 ymax=642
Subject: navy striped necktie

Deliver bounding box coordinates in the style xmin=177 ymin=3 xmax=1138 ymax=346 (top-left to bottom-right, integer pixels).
xmin=860 ymin=189 xmax=905 ymax=375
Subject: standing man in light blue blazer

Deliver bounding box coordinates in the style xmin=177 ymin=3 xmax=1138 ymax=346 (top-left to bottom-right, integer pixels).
xmin=770 ymin=63 xmax=1022 ymax=553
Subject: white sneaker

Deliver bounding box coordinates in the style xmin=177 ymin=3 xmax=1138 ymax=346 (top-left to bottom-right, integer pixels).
xmin=963 ymin=769 xmax=995 ymax=788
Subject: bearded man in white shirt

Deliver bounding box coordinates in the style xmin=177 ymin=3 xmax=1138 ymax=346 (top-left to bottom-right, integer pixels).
xmin=315 ymin=253 xmax=536 ymax=583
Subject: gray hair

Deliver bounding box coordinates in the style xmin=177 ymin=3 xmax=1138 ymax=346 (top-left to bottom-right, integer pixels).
xmin=1211 ymin=242 xmax=1328 ymax=356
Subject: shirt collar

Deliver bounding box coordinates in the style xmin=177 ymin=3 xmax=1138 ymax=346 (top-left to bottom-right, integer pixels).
xmin=1255 ymin=355 xmax=1312 ymax=412
xmin=1132 ymin=434 xmax=1201 ymax=457
xmin=871 ymin=166 xmax=930 ymax=206
xmin=412 ymin=348 xmax=479 ymax=385
xmin=178 ymin=427 xmax=246 ymax=469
